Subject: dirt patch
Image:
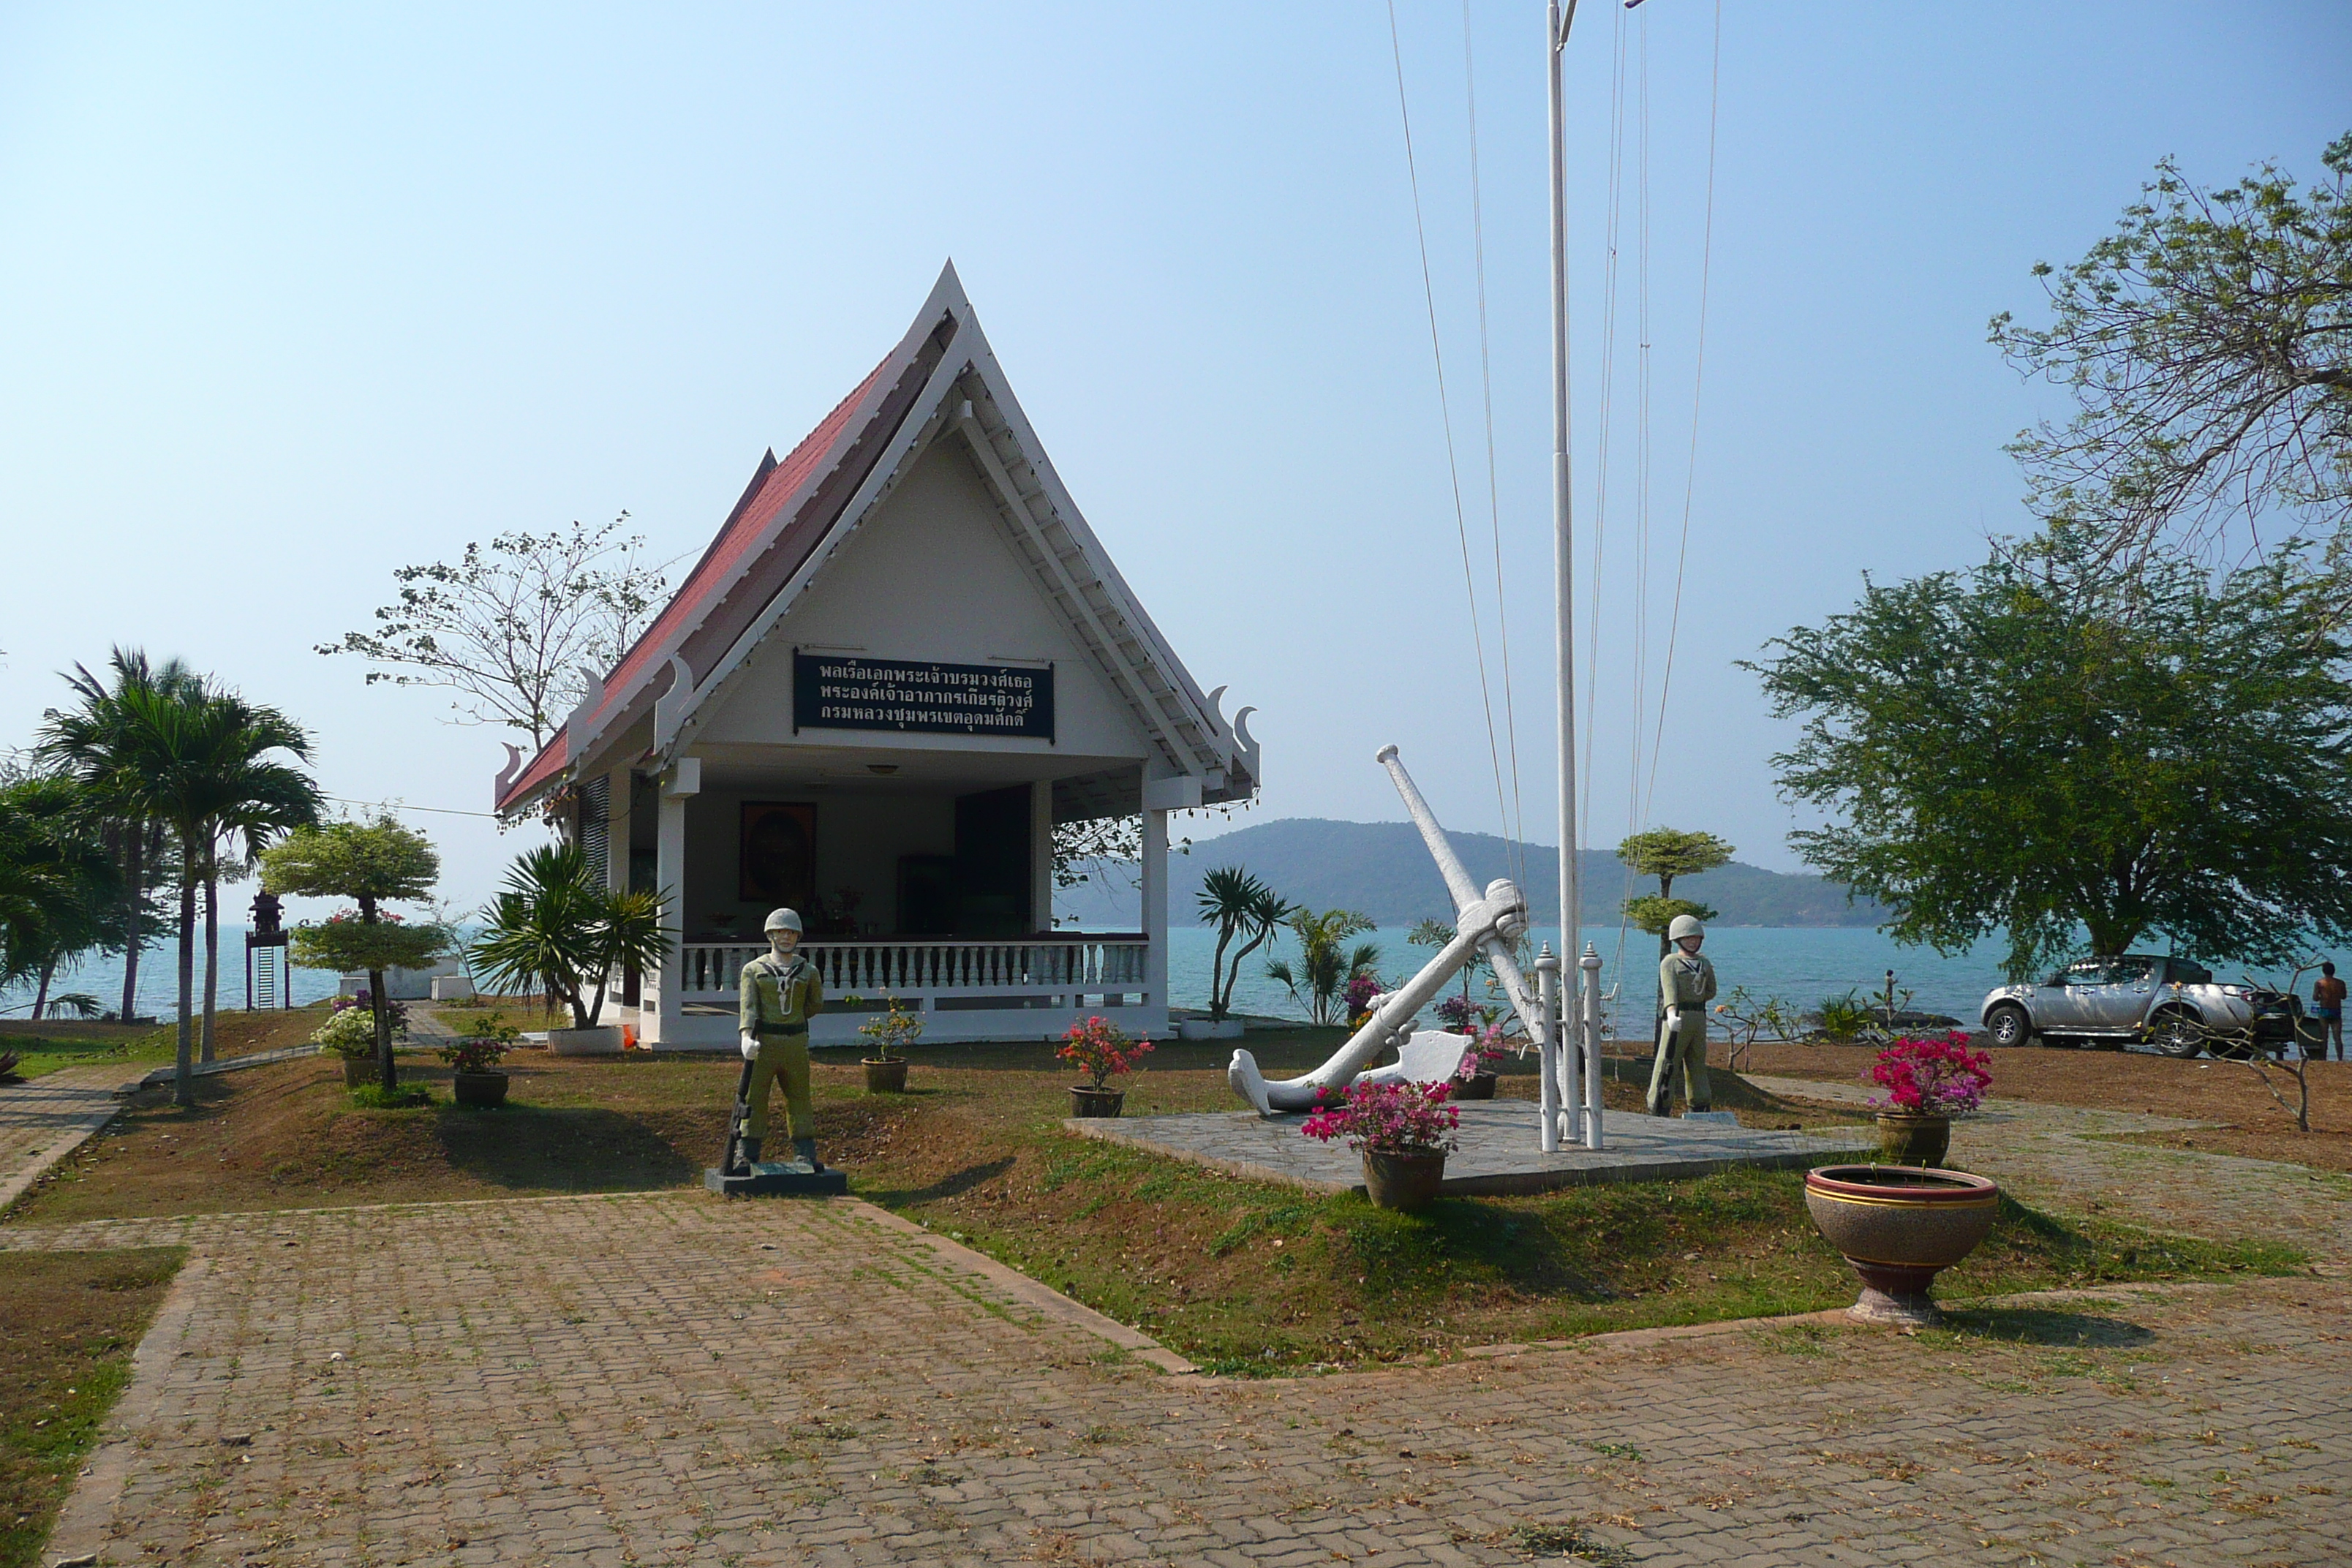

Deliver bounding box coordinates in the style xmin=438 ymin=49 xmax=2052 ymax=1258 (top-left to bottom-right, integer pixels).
xmin=0 ymin=1248 xmax=181 ymax=1568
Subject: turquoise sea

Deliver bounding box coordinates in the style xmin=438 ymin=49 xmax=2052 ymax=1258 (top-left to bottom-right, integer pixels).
xmin=15 ymin=923 xmax=2316 ymax=1033
xmin=1171 ymin=923 xmax=2020 ymax=1033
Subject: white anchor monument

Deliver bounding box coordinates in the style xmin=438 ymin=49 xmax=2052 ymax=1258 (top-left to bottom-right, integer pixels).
xmin=1229 ymin=0 xmax=1612 ymax=1153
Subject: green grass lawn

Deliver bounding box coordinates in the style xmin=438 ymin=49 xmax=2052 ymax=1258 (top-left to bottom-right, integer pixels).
xmin=0 ymin=1021 xmax=174 ymax=1082
xmin=0 ymin=1248 xmax=181 ymax=1568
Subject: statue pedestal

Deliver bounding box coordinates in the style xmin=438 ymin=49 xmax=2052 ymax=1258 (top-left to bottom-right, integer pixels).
xmin=704 ymin=1162 xmax=849 ymax=1198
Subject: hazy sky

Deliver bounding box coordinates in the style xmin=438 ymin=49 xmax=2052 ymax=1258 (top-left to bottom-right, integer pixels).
xmin=3 ymin=2 xmax=2347 ymax=912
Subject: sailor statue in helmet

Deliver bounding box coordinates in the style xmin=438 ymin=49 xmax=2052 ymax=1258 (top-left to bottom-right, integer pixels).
xmin=736 ymin=907 xmax=826 ymax=1173
xmin=1648 ymin=912 xmax=1718 ymax=1117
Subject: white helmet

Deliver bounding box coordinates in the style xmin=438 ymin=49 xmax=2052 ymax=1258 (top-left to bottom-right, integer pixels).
xmin=764 ymin=908 xmax=804 ymax=935
xmin=1667 ymin=913 xmax=1705 ymax=942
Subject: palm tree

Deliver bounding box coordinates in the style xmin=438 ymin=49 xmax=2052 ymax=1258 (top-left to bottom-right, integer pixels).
xmin=39 ymin=649 xmax=204 ymax=1022
xmin=1264 ymin=908 xmax=1379 ymax=1028
xmin=77 ymin=676 xmax=320 ymax=1105
xmin=1196 ymin=867 xmax=1291 ymax=1023
xmin=468 ymin=843 xmax=672 ymax=1030
xmin=0 ymin=772 xmax=124 ymax=1019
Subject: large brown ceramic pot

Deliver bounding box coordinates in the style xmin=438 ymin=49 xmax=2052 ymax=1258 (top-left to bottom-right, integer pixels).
xmin=864 ymin=1057 xmax=909 ymax=1094
xmin=1362 ymin=1147 xmax=1447 ymax=1213
xmin=1068 ymin=1085 xmax=1125 ymax=1117
xmin=453 ymin=1071 xmax=510 ymax=1108
xmin=339 ymin=1053 xmax=373 ymax=1088
xmin=1450 ymin=1073 xmax=1498 ymax=1101
xmin=1804 ymin=1164 xmax=1999 ymax=1327
xmin=1874 ymin=1112 xmax=1951 ymax=1167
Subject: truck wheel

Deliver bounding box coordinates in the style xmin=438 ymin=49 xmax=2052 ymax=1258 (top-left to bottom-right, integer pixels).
xmin=1985 ymin=1003 xmax=2032 ymax=1048
xmin=2149 ymin=1008 xmax=2205 ymax=1059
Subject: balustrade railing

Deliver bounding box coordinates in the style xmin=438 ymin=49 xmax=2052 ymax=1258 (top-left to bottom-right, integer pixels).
xmin=676 ymin=937 xmax=1147 ymax=997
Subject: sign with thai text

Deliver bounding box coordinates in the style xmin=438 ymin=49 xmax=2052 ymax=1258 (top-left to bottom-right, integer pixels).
xmin=793 ymin=653 xmax=1054 ymax=740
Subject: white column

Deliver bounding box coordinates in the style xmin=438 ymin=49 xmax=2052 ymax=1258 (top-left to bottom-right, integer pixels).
xmin=1139 ymin=808 xmax=1168 ymax=1026
xmin=1030 ymin=780 xmax=1054 ymax=934
xmin=647 ymin=758 xmax=698 ymax=1047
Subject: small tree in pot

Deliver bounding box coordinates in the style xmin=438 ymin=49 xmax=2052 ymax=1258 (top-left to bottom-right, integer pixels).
xmin=1059 ymin=1015 xmax=1153 ymax=1117
xmin=265 ymin=818 xmax=448 ymax=1093
xmin=857 ymin=994 xmax=921 ymax=1093
xmin=1302 ymin=1077 xmax=1460 ymax=1211
xmin=441 ymin=1011 xmax=521 ymax=1107
xmin=312 ymin=998 xmax=391 ymax=1088
xmin=467 ymin=844 xmax=671 ymax=1053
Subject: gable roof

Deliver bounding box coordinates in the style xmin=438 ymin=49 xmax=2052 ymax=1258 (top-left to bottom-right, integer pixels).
xmin=494 ymin=261 xmax=1259 ymax=817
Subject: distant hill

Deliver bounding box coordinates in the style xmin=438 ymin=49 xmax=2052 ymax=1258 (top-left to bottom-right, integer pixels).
xmin=1055 ymin=817 xmax=1885 ymax=930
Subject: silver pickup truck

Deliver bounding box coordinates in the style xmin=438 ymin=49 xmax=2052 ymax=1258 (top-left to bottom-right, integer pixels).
xmin=1978 ymin=954 xmax=2302 ymax=1058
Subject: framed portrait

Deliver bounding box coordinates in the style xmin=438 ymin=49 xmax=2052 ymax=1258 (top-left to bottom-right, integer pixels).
xmin=739 ymin=802 xmax=817 ymax=911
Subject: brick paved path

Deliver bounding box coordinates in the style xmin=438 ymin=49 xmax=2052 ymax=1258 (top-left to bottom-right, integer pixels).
xmin=0 ymin=1062 xmax=133 ymax=1211
xmin=10 ymin=1186 xmax=2345 ymax=1567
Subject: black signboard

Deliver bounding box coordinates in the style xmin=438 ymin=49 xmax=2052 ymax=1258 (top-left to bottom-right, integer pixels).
xmin=794 ymin=653 xmax=1054 ymax=740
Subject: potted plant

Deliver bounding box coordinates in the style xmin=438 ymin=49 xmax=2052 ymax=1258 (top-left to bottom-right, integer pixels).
xmin=858 ymin=995 xmax=920 ymax=1093
xmin=441 ymin=1012 xmax=521 ymax=1107
xmin=1059 ymin=1014 xmax=1153 ymax=1117
xmin=466 ymin=845 xmax=671 ymax=1056
xmin=312 ymin=999 xmax=382 ymax=1088
xmin=1867 ymin=1031 xmax=1993 ymax=1166
xmin=1301 ymin=1077 xmax=1460 ymax=1212
xmin=1803 ymin=1164 xmax=2002 ymax=1326
xmin=1450 ymin=1022 xmax=1507 ymax=1100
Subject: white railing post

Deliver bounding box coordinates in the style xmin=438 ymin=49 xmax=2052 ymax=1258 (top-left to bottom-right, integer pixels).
xmin=1534 ymin=944 xmax=1561 ymax=1154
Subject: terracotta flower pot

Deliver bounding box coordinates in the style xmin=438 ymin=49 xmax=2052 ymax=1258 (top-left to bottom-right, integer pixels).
xmin=1874 ymin=1112 xmax=1951 ymax=1167
xmin=1451 ymin=1072 xmax=1498 ymax=1101
xmin=1068 ymin=1085 xmax=1126 ymax=1118
xmin=864 ymin=1057 xmax=909 ymax=1094
xmin=1803 ymin=1164 xmax=2000 ymax=1327
xmin=1361 ymin=1147 xmax=1447 ymax=1213
xmin=339 ymin=1053 xmax=373 ymax=1088
xmin=453 ymin=1071 xmax=510 ymax=1108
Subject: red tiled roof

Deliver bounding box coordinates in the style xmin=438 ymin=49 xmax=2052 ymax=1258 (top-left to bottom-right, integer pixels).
xmin=496 ymin=352 xmax=901 ymax=811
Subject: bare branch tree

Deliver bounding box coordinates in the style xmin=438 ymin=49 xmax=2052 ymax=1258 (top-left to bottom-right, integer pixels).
xmin=320 ymin=516 xmax=669 ymax=750
xmin=1992 ymin=133 xmax=2351 ymax=570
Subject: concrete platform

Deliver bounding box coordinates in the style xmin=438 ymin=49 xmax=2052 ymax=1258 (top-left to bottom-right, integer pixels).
xmin=704 ymin=1163 xmax=851 ymax=1197
xmin=1063 ymin=1099 xmax=1873 ymax=1196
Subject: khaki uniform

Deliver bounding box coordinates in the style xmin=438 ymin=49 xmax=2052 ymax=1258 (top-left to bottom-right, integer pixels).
xmin=739 ymin=949 xmax=823 ymax=1141
xmin=1648 ymin=948 xmax=1717 ymax=1114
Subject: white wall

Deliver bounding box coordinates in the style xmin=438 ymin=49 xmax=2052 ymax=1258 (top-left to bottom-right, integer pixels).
xmin=695 ymin=436 xmax=1152 ymax=765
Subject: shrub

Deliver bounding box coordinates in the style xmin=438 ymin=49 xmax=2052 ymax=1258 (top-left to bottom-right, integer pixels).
xmin=857 ymin=995 xmax=924 ymax=1060
xmin=438 ymin=1011 xmax=520 ymax=1075
xmin=1869 ymin=1031 xmax=1994 ymax=1117
xmin=1058 ymin=1015 xmax=1153 ymax=1089
xmin=1301 ymin=1077 xmax=1460 ymax=1158
xmin=348 ymin=1082 xmax=436 ymax=1109
xmin=311 ymin=1003 xmax=380 ymax=1059
xmin=1815 ymin=989 xmax=1874 ymax=1044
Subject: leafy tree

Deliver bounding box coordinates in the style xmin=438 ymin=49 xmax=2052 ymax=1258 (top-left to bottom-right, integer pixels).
xmin=1195 ymin=867 xmax=1291 ymax=1022
xmin=38 ymin=649 xmax=200 ymax=1021
xmin=1992 ymin=133 xmax=2352 ymax=568
xmin=1616 ymin=828 xmax=1733 ymax=957
xmin=1746 ymin=526 xmax=2352 ymax=981
xmin=466 ymin=843 xmax=672 ymax=1030
xmin=1264 ymin=908 xmax=1379 ymax=1028
xmin=318 ymin=516 xmax=669 ymax=750
xmin=264 ymin=818 xmax=447 ymax=1092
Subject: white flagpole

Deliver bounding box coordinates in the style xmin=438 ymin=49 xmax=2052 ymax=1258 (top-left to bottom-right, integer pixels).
xmin=1549 ymin=0 xmax=1600 ymax=1150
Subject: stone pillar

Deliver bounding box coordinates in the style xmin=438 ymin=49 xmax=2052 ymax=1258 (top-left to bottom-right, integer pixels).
xmin=647 ymin=758 xmax=698 ymax=1047
xmin=1030 ymin=780 xmax=1054 ymax=935
xmin=1140 ymin=807 xmax=1169 ymax=1026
